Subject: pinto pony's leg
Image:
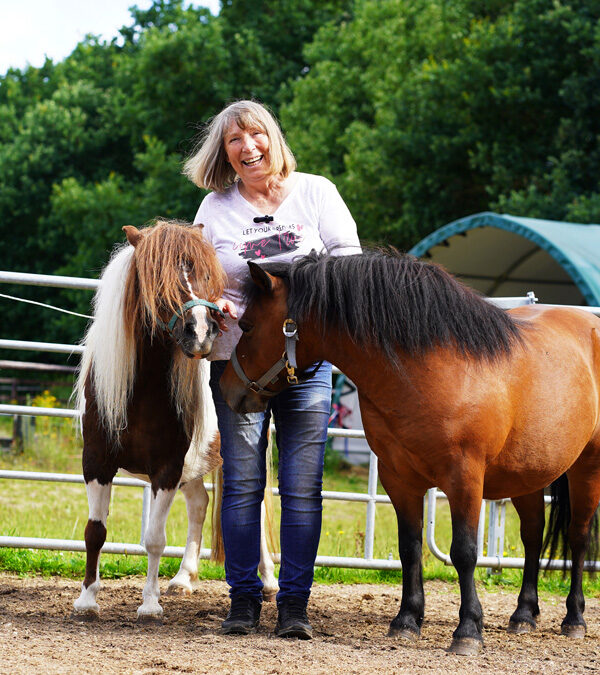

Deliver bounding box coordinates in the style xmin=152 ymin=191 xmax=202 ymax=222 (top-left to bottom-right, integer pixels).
xmin=508 ymin=490 xmax=544 ymax=633
xmin=73 ymin=479 xmax=113 ymax=619
xmin=259 ymin=501 xmax=279 ymax=601
xmin=260 ymin=429 xmax=279 ymax=600
xmin=137 ymin=487 xmax=178 ymax=622
xmin=167 ymin=479 xmax=209 ymax=595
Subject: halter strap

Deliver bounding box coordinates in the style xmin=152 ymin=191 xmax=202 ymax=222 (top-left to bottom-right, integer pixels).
xmin=157 ymin=298 xmax=224 ymax=334
xmin=230 ymin=318 xmax=323 ymax=396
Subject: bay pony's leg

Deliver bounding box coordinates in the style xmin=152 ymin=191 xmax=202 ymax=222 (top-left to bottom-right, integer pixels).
xmin=561 ymin=458 xmax=600 ymax=638
xmin=445 ymin=471 xmax=485 ymax=655
xmin=73 ymin=478 xmax=113 ymax=619
xmin=137 ymin=486 xmax=178 ymax=622
xmin=378 ymin=464 xmax=425 ymax=641
xmin=167 ymin=478 xmax=209 ymax=595
xmin=508 ymin=490 xmax=544 ymax=633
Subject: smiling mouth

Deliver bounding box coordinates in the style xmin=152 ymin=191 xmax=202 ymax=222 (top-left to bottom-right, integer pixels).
xmin=242 ymin=156 xmax=263 ymax=166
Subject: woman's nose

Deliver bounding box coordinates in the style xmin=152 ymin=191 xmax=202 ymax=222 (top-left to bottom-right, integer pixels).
xmin=241 ymin=133 xmax=255 ymax=151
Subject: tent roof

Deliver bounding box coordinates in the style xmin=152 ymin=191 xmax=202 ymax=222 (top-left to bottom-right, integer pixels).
xmin=408 ymin=212 xmax=600 ymax=306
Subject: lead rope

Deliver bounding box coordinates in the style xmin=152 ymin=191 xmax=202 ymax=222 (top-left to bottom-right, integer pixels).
xmin=0 ymin=292 xmax=93 ymax=319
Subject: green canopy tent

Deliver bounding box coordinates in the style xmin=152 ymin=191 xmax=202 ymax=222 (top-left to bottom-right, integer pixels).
xmin=409 ymin=212 xmax=600 ymax=306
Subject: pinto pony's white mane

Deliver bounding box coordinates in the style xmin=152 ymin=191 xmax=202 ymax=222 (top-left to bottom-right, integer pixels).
xmin=76 ymin=244 xmax=134 ymax=439
xmin=75 ymin=225 xmax=221 ymax=447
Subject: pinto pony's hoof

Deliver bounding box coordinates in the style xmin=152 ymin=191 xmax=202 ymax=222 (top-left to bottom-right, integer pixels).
xmin=165 ymin=583 xmax=193 ymax=596
xmin=136 ymin=613 xmax=163 ymax=625
xmin=507 ymin=620 xmax=536 ymax=634
xmin=71 ymin=608 xmax=99 ymax=622
xmin=447 ymin=637 xmax=483 ymax=656
xmin=262 ymin=589 xmax=277 ymax=603
xmin=561 ymin=624 xmax=586 ymax=639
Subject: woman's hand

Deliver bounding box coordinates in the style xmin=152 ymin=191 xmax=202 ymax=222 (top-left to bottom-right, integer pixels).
xmin=214 ymin=298 xmax=238 ymax=334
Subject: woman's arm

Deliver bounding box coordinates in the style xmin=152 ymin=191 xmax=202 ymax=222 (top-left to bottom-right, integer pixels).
xmin=317 ymin=178 xmax=361 ymax=255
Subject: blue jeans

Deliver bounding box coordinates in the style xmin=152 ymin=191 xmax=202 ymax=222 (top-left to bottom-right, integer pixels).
xmin=210 ymin=360 xmax=332 ymax=603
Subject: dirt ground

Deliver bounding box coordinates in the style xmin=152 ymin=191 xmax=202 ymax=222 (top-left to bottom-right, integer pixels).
xmin=1 ymin=574 xmax=600 ymax=674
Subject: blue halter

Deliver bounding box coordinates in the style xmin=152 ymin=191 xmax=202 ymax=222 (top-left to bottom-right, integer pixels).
xmin=157 ymin=298 xmax=224 ymax=334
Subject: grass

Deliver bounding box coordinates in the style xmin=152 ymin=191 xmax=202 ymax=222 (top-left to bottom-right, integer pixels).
xmin=0 ymin=392 xmax=598 ymax=599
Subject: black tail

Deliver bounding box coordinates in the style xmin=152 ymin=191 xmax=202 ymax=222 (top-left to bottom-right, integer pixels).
xmin=542 ymin=473 xmax=599 ymax=575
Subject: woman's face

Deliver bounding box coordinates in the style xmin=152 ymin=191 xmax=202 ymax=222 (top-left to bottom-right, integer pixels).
xmin=223 ymin=120 xmax=270 ymax=185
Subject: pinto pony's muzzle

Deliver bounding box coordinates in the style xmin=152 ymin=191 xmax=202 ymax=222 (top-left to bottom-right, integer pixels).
xmin=158 ymin=299 xmax=224 ymax=359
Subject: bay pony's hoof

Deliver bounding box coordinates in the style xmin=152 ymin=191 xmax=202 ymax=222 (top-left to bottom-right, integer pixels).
xmin=447 ymin=637 xmax=483 ymax=655
xmin=561 ymin=623 xmax=586 ymax=639
xmin=388 ymin=625 xmax=419 ymax=642
xmin=507 ymin=620 xmax=535 ymax=634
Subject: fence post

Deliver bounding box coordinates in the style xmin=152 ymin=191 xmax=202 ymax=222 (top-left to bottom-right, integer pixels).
xmin=364 ymin=451 xmax=378 ymax=560
xmin=486 ymin=500 xmax=506 ymax=574
xmin=477 ymin=501 xmax=486 ymax=557
xmin=12 ymin=414 xmax=34 ymax=452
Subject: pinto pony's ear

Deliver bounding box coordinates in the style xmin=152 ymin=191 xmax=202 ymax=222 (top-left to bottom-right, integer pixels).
xmin=248 ymin=261 xmax=276 ymax=293
xmin=123 ymin=225 xmax=143 ymax=247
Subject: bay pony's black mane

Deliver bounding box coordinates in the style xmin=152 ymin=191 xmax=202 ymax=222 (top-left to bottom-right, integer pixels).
xmin=243 ymin=249 xmax=522 ymax=361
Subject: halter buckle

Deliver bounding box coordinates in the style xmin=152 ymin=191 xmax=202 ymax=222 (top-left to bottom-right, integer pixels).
xmin=283 ymin=318 xmax=298 ymax=338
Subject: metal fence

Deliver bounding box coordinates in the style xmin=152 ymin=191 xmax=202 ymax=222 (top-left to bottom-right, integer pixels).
xmin=1 ymin=269 xmax=600 ymax=572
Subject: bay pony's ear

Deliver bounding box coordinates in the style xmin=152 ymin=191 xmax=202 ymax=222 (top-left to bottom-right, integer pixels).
xmin=248 ymin=261 xmax=277 ymax=293
xmin=123 ymin=225 xmax=143 ymax=247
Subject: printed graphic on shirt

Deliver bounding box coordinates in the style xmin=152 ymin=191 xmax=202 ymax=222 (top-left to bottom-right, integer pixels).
xmin=235 ymin=224 xmax=304 ymax=260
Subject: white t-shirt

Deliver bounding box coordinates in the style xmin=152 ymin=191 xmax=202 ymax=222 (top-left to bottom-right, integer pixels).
xmin=194 ymin=172 xmax=361 ymax=360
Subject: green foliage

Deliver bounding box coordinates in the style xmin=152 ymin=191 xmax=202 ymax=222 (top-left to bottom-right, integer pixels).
xmin=283 ymin=0 xmax=600 ymax=248
xmin=219 ymin=0 xmax=353 ymax=108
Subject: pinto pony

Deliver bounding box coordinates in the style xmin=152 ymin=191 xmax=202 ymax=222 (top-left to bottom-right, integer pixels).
xmin=220 ymin=249 xmax=600 ymax=655
xmin=73 ymin=221 xmax=278 ymax=622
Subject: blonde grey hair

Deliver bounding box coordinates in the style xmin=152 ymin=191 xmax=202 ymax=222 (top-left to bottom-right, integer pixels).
xmin=183 ymin=100 xmax=296 ymax=192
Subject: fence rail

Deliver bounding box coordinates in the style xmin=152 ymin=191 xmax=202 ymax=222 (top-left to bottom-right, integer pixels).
xmin=3 ymin=269 xmax=600 ymax=571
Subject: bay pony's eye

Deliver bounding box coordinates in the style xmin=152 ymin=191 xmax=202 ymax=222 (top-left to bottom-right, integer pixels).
xmin=239 ymin=319 xmax=253 ymax=334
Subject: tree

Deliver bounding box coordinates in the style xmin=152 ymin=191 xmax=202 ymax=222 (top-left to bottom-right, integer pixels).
xmin=219 ymin=0 xmax=354 ymax=108
xmin=283 ymin=0 xmax=600 ymax=248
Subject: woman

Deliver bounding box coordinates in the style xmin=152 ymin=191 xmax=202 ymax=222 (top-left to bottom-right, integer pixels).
xmin=184 ymin=100 xmax=360 ymax=639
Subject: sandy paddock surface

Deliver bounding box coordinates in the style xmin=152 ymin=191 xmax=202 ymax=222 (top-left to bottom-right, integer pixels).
xmin=1 ymin=573 xmax=600 ymax=674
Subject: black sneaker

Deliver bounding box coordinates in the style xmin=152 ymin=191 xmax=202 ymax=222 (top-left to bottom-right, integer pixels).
xmin=275 ymin=596 xmax=313 ymax=639
xmin=221 ymin=594 xmax=261 ymax=635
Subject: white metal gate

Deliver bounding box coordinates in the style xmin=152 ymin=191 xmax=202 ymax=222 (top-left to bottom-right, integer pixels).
xmin=1 ymin=269 xmax=599 ymax=572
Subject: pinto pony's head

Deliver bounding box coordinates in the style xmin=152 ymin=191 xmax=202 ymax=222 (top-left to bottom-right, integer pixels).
xmin=122 ymin=220 xmax=226 ymax=358
xmin=76 ymin=220 xmax=225 ymax=442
